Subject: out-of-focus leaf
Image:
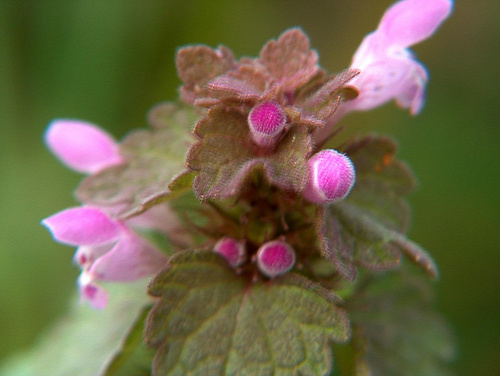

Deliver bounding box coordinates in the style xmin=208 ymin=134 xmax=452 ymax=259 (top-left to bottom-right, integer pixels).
xmin=76 ymin=103 xmax=196 ymax=218
xmin=145 ymin=250 xmax=350 ymax=376
xmin=339 ymin=268 xmax=455 ymax=376
xmin=102 ymin=305 xmax=155 ymax=376
xmin=0 ymin=282 xmax=151 ymax=376
xmin=187 ymin=107 xmax=311 ymax=200
xmin=317 ymin=135 xmax=438 ymax=280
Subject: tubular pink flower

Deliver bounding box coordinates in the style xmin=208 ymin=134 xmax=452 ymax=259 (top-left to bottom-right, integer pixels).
xmin=213 ymin=237 xmax=246 ymax=268
xmin=42 ymin=206 xmax=167 ymax=309
xmin=256 ymin=240 xmax=296 ymax=278
xmin=44 ymin=119 xmax=123 ymax=174
xmin=248 ymin=101 xmax=287 ymax=149
xmin=342 ymin=0 xmax=453 ymax=115
xmin=303 ymin=150 xmax=355 ymax=205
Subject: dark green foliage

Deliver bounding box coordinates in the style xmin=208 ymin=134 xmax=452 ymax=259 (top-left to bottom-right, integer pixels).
xmin=334 ymin=268 xmax=455 ymax=376
xmin=145 ymin=251 xmax=351 ymax=376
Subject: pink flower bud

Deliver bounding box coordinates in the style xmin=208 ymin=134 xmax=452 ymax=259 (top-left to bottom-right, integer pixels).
xmin=303 ymin=149 xmax=356 ymax=205
xmin=213 ymin=237 xmax=246 ymax=268
xmin=248 ymin=101 xmax=287 ymax=148
xmin=256 ymin=240 xmax=296 ymax=278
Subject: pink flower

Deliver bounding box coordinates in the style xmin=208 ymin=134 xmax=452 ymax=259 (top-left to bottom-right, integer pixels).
xmin=315 ymin=0 xmax=453 ymax=144
xmin=346 ymin=0 xmax=453 ymax=114
xmin=44 ymin=119 xmax=123 ymax=174
xmin=42 ymin=206 xmax=167 ymax=309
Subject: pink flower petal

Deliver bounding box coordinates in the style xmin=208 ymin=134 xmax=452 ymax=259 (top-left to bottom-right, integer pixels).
xmin=73 ymin=244 xmax=113 ymax=268
xmin=88 ymin=230 xmax=167 ymax=282
xmin=346 ymin=56 xmax=428 ymax=113
xmin=378 ymin=0 xmax=454 ymax=48
xmin=44 ymin=119 xmax=123 ymax=174
xmin=78 ymin=273 xmax=109 ymax=309
xmin=42 ymin=207 xmax=121 ymax=246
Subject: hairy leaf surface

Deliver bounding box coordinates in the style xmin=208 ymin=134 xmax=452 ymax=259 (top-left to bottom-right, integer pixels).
xmin=187 ymin=108 xmax=311 ymax=200
xmin=145 ymin=251 xmax=351 ymax=376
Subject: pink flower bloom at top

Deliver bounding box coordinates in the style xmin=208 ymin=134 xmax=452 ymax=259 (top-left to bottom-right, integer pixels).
xmin=44 ymin=119 xmax=123 ymax=174
xmin=314 ymin=0 xmax=453 ymax=144
xmin=344 ymin=0 xmax=453 ymax=115
xmin=42 ymin=206 xmax=167 ymax=309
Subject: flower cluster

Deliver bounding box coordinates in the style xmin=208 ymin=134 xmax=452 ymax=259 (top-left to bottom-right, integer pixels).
xmin=41 ymin=0 xmax=453 ymax=374
xmin=42 ymin=0 xmax=452 ymax=310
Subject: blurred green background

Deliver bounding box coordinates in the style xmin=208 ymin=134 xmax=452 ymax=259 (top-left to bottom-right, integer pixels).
xmin=0 ymin=0 xmax=498 ymax=375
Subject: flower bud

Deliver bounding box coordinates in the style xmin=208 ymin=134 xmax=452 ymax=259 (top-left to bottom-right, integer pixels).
xmin=248 ymin=101 xmax=287 ymax=148
xmin=256 ymin=240 xmax=296 ymax=278
xmin=303 ymin=149 xmax=356 ymax=205
xmin=213 ymin=237 xmax=246 ymax=268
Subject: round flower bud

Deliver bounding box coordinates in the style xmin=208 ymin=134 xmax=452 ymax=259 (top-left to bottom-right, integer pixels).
xmin=256 ymin=240 xmax=296 ymax=278
xmin=248 ymin=101 xmax=287 ymax=148
xmin=303 ymin=149 xmax=356 ymax=205
xmin=213 ymin=237 xmax=246 ymax=268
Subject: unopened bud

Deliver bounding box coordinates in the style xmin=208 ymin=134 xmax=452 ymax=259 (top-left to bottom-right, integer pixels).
xmin=248 ymin=101 xmax=287 ymax=148
xmin=256 ymin=240 xmax=296 ymax=278
xmin=303 ymin=149 xmax=355 ymax=205
xmin=213 ymin=237 xmax=246 ymax=268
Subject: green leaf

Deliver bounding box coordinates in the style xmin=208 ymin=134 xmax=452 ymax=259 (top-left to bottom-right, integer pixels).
xmin=0 ymin=282 xmax=152 ymax=376
xmin=145 ymin=251 xmax=351 ymax=376
xmin=76 ymin=103 xmax=196 ymax=218
xmin=317 ymin=135 xmax=438 ymax=279
xmin=102 ymin=305 xmax=156 ymax=376
xmin=341 ymin=269 xmax=455 ymax=376
xmin=187 ymin=107 xmax=312 ymax=200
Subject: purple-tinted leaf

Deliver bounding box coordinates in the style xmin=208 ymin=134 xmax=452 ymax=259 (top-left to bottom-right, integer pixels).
xmin=259 ymin=28 xmax=320 ymax=92
xmin=298 ymin=69 xmax=360 ymax=120
xmin=187 ymin=108 xmax=312 ymax=200
xmin=177 ymin=45 xmax=236 ymax=104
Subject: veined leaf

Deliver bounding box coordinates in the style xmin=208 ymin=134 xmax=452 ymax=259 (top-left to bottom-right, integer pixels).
xmin=145 ymin=251 xmax=350 ymax=376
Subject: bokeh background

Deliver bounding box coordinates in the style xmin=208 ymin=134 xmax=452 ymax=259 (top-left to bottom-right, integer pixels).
xmin=1 ymin=0 xmax=498 ymax=375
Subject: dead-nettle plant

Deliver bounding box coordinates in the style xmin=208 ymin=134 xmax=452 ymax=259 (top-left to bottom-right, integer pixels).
xmin=42 ymin=0 xmax=455 ymax=375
